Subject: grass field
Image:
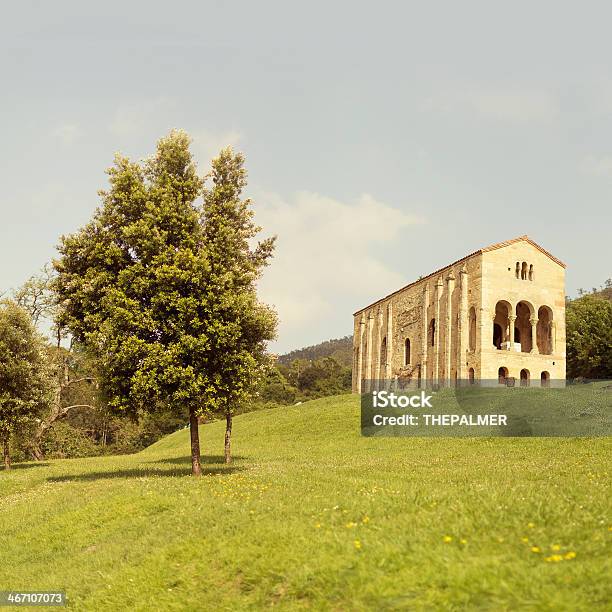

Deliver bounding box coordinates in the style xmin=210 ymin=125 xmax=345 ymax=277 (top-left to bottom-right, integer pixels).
xmin=1 ymin=394 xmax=610 ymax=610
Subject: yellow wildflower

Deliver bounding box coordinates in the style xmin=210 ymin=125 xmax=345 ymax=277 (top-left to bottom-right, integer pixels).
xmin=531 ymin=546 xmax=541 ymax=553
xmin=564 ymin=551 xmax=576 ymax=560
xmin=551 ymin=544 xmax=561 ymax=551
xmin=521 ymin=537 xmax=529 ymax=543
xmin=354 ymin=539 xmax=362 ymax=549
xmin=443 ymin=535 xmax=453 ymax=543
xmin=527 ymin=522 xmax=535 ymax=529
xmin=460 ymin=538 xmax=467 ymax=545
xmin=346 ymin=522 xmax=357 ymax=529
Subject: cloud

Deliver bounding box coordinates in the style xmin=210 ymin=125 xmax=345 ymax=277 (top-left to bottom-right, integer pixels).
xmin=191 ymin=128 xmax=243 ymax=166
xmin=253 ymin=191 xmax=425 ymax=348
xmin=52 ymin=123 xmax=80 ymax=145
xmin=580 ymin=155 xmax=612 ymax=176
xmin=421 ymin=87 xmax=559 ymax=122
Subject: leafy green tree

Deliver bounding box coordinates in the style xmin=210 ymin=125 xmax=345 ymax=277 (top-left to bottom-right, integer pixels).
xmin=0 ymin=301 xmax=51 ymax=469
xmin=201 ymin=148 xmax=277 ymax=463
xmin=54 ymin=131 xmax=275 ymax=475
xmin=13 ymin=268 xmax=98 ymax=460
xmin=566 ymin=295 xmax=612 ymax=379
xmin=257 ymin=367 xmax=299 ymax=405
xmin=26 ymin=344 xmax=98 ymax=461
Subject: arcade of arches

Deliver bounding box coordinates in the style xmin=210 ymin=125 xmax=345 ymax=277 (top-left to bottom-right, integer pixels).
xmin=492 ymin=299 xmax=555 ymax=355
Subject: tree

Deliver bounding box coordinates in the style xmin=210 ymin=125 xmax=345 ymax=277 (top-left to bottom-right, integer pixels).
xmin=566 ymin=294 xmax=612 ymax=379
xmin=26 ymin=344 xmax=97 ymax=461
xmin=0 ymin=301 xmax=51 ymax=469
xmin=13 ymin=264 xmax=58 ymax=331
xmin=202 ymin=148 xmax=277 ymax=463
xmin=54 ymin=131 xmax=276 ymax=475
xmin=13 ymin=268 xmax=98 ymax=460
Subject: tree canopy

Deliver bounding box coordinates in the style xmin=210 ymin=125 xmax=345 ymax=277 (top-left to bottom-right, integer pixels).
xmin=54 ymin=130 xmax=276 ymax=474
xmin=566 ymin=294 xmax=612 ymax=379
xmin=0 ymin=301 xmax=51 ymax=469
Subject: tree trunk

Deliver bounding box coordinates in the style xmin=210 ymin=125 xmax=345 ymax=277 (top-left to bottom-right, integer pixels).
xmin=27 ymin=403 xmax=94 ymax=462
xmin=29 ymin=444 xmax=44 ymax=462
xmin=224 ymin=410 xmax=232 ymax=464
xmin=3 ymin=436 xmax=10 ymax=471
xmin=189 ymin=409 xmax=202 ymax=477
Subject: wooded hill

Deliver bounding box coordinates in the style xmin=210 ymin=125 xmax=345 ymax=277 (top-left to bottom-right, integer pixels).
xmin=277 ymin=335 xmax=353 ymax=366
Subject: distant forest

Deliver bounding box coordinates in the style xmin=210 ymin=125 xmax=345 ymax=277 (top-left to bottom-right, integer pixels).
xmin=277 ymin=335 xmax=353 ymax=366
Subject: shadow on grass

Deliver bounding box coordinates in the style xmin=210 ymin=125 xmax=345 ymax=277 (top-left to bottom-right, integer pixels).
xmin=6 ymin=462 xmax=51 ymax=471
xmin=47 ymin=464 xmax=244 ymax=483
xmin=151 ymin=455 xmax=247 ymax=465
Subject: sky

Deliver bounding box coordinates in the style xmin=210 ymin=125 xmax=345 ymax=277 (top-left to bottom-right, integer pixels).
xmin=1 ymin=1 xmax=611 ymax=353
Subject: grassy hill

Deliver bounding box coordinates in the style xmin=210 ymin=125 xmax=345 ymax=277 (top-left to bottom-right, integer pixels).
xmin=1 ymin=395 xmax=610 ymax=610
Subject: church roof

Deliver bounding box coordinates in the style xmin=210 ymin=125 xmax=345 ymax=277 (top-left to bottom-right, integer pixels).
xmin=353 ymin=235 xmax=565 ymax=316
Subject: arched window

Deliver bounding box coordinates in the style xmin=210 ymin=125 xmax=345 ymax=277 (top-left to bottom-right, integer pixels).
xmin=521 ymin=262 xmax=528 ymax=280
xmin=515 ymin=262 xmax=520 ymax=279
xmin=528 ymin=264 xmax=534 ymax=281
xmin=494 ymin=300 xmax=511 ymax=350
xmin=520 ymin=368 xmax=530 ymax=387
xmin=428 ymin=319 xmax=436 ymax=347
xmin=380 ymin=337 xmax=387 ymax=366
xmin=404 ymin=338 xmax=411 ymax=365
xmin=515 ymin=301 xmax=534 ymax=352
xmin=468 ymin=307 xmax=476 ymax=351
xmin=541 ymin=371 xmax=550 ymax=387
xmin=537 ymin=306 xmax=553 ymax=355
xmin=498 ymin=367 xmax=508 ymax=385
xmin=363 ymin=335 xmax=368 ymax=384
xmin=468 ymin=367 xmax=475 ymax=384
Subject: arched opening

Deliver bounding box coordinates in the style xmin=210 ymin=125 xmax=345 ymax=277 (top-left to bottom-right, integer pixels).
xmin=537 ymin=306 xmax=553 ymax=355
xmin=428 ymin=318 xmax=436 ymax=347
xmin=515 ymin=262 xmax=520 ymax=279
xmin=498 ymin=367 xmax=508 ymax=385
xmin=468 ymin=367 xmax=475 ymax=384
xmin=520 ymin=368 xmax=530 ymax=386
xmin=380 ymin=337 xmax=387 ymax=366
xmin=468 ymin=307 xmax=476 ymax=351
xmin=494 ymin=300 xmax=511 ymax=350
xmin=528 ymin=264 xmax=534 ymax=281
xmin=493 ymin=323 xmax=503 ymax=349
xmin=521 ymin=262 xmax=528 ymax=280
xmin=404 ymin=338 xmax=411 ymax=365
xmin=541 ymin=371 xmax=550 ymax=387
xmin=515 ymin=301 xmax=534 ymax=352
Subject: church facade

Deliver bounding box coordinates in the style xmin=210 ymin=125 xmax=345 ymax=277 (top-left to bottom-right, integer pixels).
xmin=352 ymin=236 xmax=566 ymax=391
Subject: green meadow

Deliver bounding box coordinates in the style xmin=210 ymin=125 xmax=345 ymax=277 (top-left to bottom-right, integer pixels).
xmin=1 ymin=394 xmax=610 ymax=611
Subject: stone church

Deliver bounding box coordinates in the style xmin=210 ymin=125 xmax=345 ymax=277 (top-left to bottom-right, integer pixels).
xmin=352 ymin=236 xmax=566 ymax=391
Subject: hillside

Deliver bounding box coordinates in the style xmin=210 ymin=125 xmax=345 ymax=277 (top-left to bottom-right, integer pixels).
xmin=1 ymin=394 xmax=610 ymax=610
xmin=277 ymin=335 xmax=353 ymax=366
